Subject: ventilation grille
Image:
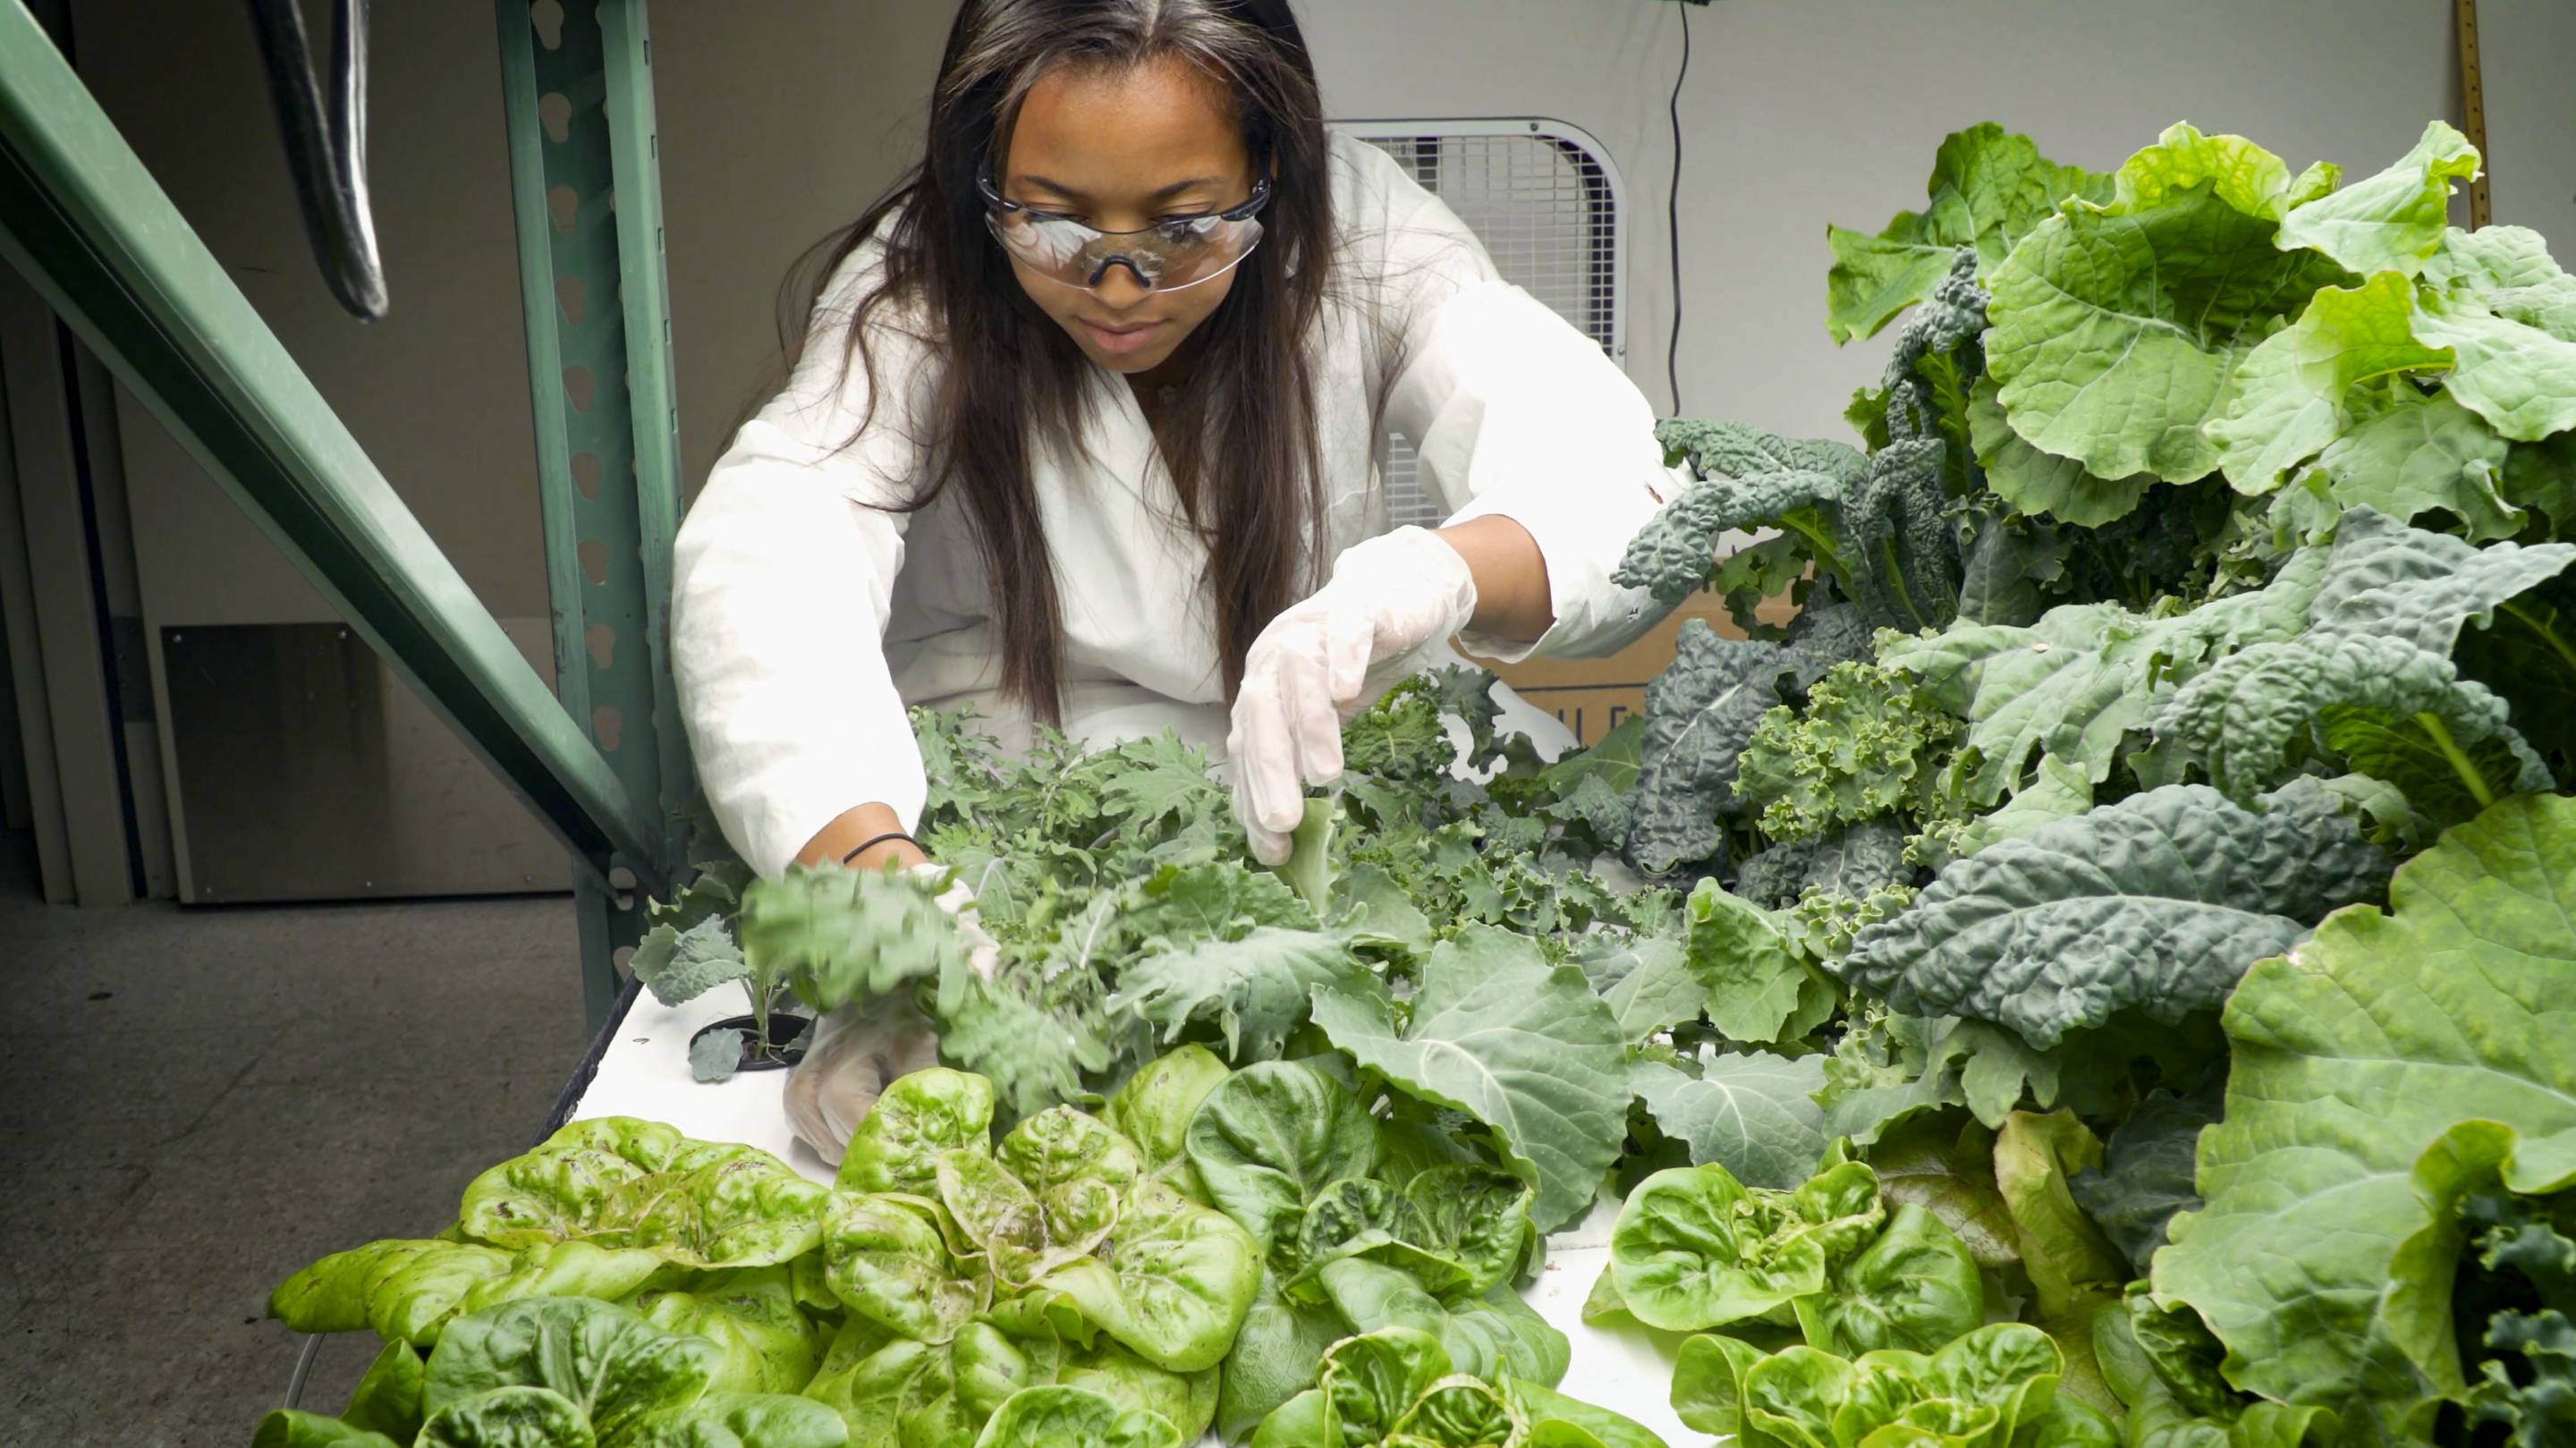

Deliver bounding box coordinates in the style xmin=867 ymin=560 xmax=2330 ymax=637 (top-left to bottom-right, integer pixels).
xmin=1335 ymin=120 xmax=1628 ymax=529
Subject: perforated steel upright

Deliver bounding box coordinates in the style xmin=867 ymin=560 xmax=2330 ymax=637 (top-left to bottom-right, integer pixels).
xmin=495 ymin=0 xmax=689 ymax=1024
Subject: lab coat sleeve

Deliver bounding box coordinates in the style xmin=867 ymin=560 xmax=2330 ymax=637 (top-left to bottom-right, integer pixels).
xmin=1358 ymin=150 xmax=1674 ymax=662
xmin=671 ymin=248 xmax=930 ymax=880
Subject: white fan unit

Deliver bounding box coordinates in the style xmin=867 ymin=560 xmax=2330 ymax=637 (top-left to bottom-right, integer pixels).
xmin=1332 ymin=119 xmax=1630 ymax=527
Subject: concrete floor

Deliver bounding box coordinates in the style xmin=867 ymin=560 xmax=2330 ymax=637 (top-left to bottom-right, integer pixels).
xmin=0 ymin=828 xmax=589 ymax=1443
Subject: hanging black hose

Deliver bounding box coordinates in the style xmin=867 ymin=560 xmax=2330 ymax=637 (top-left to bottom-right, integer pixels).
xmin=243 ymin=0 xmax=386 ymax=319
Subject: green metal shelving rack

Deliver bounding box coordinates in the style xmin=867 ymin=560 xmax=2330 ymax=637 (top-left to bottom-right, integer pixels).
xmin=0 ymin=0 xmax=689 ymax=1027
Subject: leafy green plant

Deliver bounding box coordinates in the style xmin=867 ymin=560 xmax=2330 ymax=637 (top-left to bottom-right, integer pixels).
xmin=255 ymin=1296 xmax=846 ymax=1448
xmin=2152 ymin=791 xmax=2576 ymax=1442
xmin=1184 ymin=1059 xmax=1563 ymax=1441
xmin=1250 ymin=1328 xmax=1663 ymax=1448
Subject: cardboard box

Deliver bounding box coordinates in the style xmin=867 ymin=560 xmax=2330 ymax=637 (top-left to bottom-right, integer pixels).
xmin=1484 ymin=591 xmax=1801 ymax=748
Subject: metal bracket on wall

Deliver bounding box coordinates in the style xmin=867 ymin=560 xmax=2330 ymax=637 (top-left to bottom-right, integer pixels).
xmin=495 ymin=0 xmax=691 ymax=1026
xmin=0 ymin=5 xmax=670 ymax=914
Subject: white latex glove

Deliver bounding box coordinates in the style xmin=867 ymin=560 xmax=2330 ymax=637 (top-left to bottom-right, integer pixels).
xmin=1228 ymin=527 xmax=1479 ymax=865
xmin=782 ymin=862 xmax=997 ymax=1164
xmin=916 ymin=862 xmax=1004 ymax=983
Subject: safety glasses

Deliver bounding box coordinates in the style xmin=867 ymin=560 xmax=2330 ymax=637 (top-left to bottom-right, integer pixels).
xmin=978 ymin=168 xmax=1271 ymax=294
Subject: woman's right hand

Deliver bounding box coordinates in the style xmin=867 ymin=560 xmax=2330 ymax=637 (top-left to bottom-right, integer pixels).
xmin=780 ymin=857 xmax=998 ymax=1164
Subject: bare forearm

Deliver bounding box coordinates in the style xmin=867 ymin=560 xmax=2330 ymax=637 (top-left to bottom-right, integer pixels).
xmin=1436 ymin=515 xmax=1555 ymax=642
xmin=795 ymin=802 xmax=930 ymax=872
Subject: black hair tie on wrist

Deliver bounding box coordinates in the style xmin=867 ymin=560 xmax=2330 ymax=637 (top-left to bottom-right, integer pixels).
xmin=842 ymin=831 xmax=921 ymax=867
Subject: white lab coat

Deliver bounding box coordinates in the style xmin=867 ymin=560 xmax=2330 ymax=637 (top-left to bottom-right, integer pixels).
xmin=674 ymin=134 xmax=1674 ymax=879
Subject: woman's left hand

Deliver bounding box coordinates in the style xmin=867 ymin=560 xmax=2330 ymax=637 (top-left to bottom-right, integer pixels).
xmin=1226 ymin=526 xmax=1479 ymax=864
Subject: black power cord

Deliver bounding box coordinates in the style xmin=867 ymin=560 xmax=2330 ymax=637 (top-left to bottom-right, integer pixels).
xmin=1665 ymin=0 xmax=1704 ymax=415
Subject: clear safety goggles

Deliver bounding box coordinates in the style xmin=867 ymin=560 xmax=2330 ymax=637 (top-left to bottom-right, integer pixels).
xmin=979 ymin=169 xmax=1272 ymax=294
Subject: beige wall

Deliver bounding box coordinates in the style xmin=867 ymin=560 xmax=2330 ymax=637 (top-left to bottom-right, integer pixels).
xmin=78 ymin=0 xmax=545 ymax=628
xmin=1299 ymin=0 xmax=2491 ymax=439
xmin=73 ymin=0 xmax=2563 ymax=629
xmin=2477 ymin=0 xmax=2576 ymax=250
xmin=654 ymin=4 xmax=959 ymax=494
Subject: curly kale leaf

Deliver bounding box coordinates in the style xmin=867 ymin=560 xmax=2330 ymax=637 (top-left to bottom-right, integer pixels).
xmin=1837 ymin=782 xmax=2389 ymax=1049
xmin=1780 ymin=883 xmax=1919 ymax=969
xmin=740 ymin=866 xmax=968 ymax=1017
xmin=1342 ymin=677 xmax=1452 ymax=783
xmin=1734 ymin=661 xmax=1964 ymax=843
xmin=1423 ymin=665 xmax=1508 ymax=765
xmin=1623 ymin=622 xmax=1793 ymax=876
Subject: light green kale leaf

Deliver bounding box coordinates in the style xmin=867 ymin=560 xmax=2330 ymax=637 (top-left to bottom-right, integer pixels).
xmin=740 ymin=866 xmax=967 ymax=1017
xmin=1733 ymin=661 xmax=1962 ymax=843
xmin=1682 ymin=879 xmax=1835 ymax=1046
xmin=1107 ymin=927 xmax=1379 ymax=1063
xmin=1310 ymin=926 xmax=1628 ymax=1232
xmin=630 ymin=916 xmax=749 ymax=1009
xmin=2309 ymin=385 xmax=2521 ymax=543
xmin=1631 ymin=1054 xmax=1830 ymax=1191
xmin=2154 ymin=792 xmax=2576 ymax=1438
xmin=1836 ymin=783 xmax=2387 ymax=1050
xmin=1576 ymin=933 xmax=1702 ymax=1044
xmin=2411 ymin=271 xmax=2576 ymax=444
xmin=1985 ymin=123 xmax=2352 ymax=483
xmin=1342 ymin=678 xmax=1452 ymax=783
xmin=1104 ymin=860 xmax=1316 ymax=955
xmin=1823 ymin=122 xmax=2112 ymax=343
xmin=1097 ymin=732 xmax=1225 ymax=834
xmin=937 ymin=974 xmax=1115 ymax=1124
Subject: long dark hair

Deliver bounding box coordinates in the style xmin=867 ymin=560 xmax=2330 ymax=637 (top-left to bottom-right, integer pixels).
xmin=775 ymin=0 xmax=1335 ymax=722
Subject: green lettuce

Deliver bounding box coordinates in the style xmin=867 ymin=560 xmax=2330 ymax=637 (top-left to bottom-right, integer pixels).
xmin=1183 ymin=1059 xmax=1560 ymax=1441
xmin=1099 ymin=1046 xmax=1230 ymax=1204
xmin=965 ymin=1385 xmax=1178 ymax=1448
xmin=1674 ymin=1321 xmax=2109 ymax=1448
xmin=1250 ymin=1327 xmax=1658 ymax=1448
xmin=456 ymin=1119 xmax=827 ymax=1270
xmin=1605 ymin=1150 xmax=1885 ymax=1331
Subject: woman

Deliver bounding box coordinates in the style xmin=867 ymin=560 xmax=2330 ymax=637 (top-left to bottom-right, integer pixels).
xmin=673 ymin=0 xmax=1674 ymax=891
